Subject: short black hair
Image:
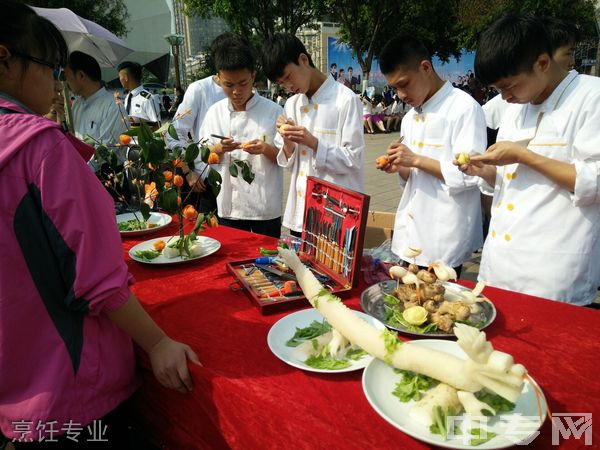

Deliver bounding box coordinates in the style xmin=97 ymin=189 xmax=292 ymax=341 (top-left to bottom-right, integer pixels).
xmin=261 ymin=33 xmax=315 ymax=82
xmin=330 ymin=63 xmax=336 ymax=68
xmin=475 ymin=14 xmax=552 ymax=86
xmin=209 ymin=32 xmax=248 ymax=61
xmin=379 ymin=36 xmax=432 ymax=75
xmin=1 ymin=0 xmax=68 ymax=70
xmin=348 ymin=66 xmax=353 ymax=71
xmin=542 ymin=17 xmax=579 ymax=51
xmin=214 ymin=43 xmax=255 ymax=72
xmin=68 ymin=51 xmax=101 ymax=82
xmin=117 ymin=61 xmax=142 ymax=81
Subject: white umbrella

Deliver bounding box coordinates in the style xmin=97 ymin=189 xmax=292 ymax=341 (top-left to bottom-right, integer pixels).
xmin=32 ymin=6 xmax=133 ymax=68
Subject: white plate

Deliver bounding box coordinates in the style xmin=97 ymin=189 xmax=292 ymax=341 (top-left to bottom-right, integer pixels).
xmin=129 ymin=235 xmax=220 ymax=265
xmin=267 ymin=308 xmax=386 ymax=373
xmin=117 ymin=212 xmax=172 ymax=237
xmin=362 ymin=340 xmax=547 ymax=449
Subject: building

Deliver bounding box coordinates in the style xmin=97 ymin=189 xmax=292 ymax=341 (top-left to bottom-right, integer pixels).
xmin=296 ymin=22 xmax=339 ymax=74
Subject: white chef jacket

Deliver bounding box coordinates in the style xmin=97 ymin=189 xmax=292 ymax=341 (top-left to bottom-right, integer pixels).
xmin=125 ymin=85 xmax=160 ymax=123
xmin=166 ymin=75 xmax=225 ymax=149
xmin=197 ymin=94 xmax=283 ymax=220
xmin=482 ymin=94 xmax=510 ymax=130
xmin=275 ymin=75 xmax=364 ymax=232
xmin=392 ymin=81 xmax=485 ymax=267
xmin=72 ymin=87 xmax=127 ymax=145
xmin=479 ymin=71 xmax=600 ymax=305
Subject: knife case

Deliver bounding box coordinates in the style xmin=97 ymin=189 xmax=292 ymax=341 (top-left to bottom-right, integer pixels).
xmin=226 ymin=176 xmax=370 ymax=314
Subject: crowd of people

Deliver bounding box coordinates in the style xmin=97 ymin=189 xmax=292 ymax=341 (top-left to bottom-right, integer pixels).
xmin=0 ymin=0 xmax=598 ymax=447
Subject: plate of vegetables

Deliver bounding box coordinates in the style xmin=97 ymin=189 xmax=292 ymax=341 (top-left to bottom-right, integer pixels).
xmin=362 ymin=339 xmax=547 ymax=449
xmin=361 ymin=280 xmax=496 ymax=338
xmin=116 ymin=212 xmax=172 ymax=237
xmin=267 ymin=308 xmax=386 ymax=373
xmin=129 ymin=235 xmax=220 ymax=265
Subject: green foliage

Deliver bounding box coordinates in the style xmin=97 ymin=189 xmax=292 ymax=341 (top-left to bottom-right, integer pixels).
xmin=456 ymin=0 xmax=598 ymax=50
xmin=327 ymin=0 xmax=462 ymax=80
xmin=181 ymin=0 xmax=326 ymax=39
xmin=22 ymin=0 xmax=129 ymax=37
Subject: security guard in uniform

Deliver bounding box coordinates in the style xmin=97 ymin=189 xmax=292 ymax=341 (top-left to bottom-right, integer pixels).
xmin=117 ymin=61 xmax=161 ymax=128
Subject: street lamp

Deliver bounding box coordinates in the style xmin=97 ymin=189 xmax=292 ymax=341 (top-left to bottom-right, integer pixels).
xmin=164 ymin=33 xmax=185 ymax=89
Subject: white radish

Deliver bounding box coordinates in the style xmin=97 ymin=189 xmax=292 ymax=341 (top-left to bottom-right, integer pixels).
xmin=457 ymin=391 xmax=495 ymax=417
xmin=278 ymin=248 xmax=526 ymax=402
xmin=329 ymin=329 xmax=349 ymax=358
xmin=410 ymin=384 xmax=462 ymax=427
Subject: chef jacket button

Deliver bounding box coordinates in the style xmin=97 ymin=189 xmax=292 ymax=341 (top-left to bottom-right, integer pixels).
xmin=504 ymin=234 xmax=511 ymax=242
xmin=491 ymin=230 xmax=496 ymax=238
xmin=301 ymin=149 xmax=307 ymax=156
xmin=507 ymin=203 xmax=514 ymax=211
xmin=496 ymin=203 xmax=501 ymax=209
xmin=299 ymin=171 xmax=304 ymax=177
xmin=418 ymin=142 xmax=424 ymax=148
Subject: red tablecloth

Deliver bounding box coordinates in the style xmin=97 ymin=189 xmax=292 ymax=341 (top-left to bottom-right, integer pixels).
xmin=124 ymin=220 xmax=600 ymax=450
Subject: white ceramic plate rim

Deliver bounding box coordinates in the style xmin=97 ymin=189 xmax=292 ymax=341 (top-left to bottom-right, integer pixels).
xmin=267 ymin=308 xmax=386 ymax=373
xmin=117 ymin=212 xmax=172 ymax=237
xmin=128 ymin=235 xmax=220 ymax=265
xmin=362 ymin=339 xmax=547 ymax=449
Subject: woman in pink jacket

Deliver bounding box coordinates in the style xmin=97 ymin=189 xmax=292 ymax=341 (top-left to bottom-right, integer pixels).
xmin=0 ymin=2 xmax=200 ymax=448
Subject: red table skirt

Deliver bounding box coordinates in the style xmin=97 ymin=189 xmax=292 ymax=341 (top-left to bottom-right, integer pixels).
xmin=123 ymin=220 xmax=600 ymax=449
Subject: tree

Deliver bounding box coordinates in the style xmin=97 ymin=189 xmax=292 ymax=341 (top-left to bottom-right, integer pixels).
xmin=22 ymin=0 xmax=129 ymax=37
xmin=328 ymin=0 xmax=462 ymax=82
xmin=456 ymin=0 xmax=598 ymax=49
xmin=181 ymin=0 xmax=326 ymax=40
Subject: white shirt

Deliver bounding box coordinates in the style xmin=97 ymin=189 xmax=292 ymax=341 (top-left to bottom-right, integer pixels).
xmin=362 ymin=98 xmax=373 ymax=115
xmin=72 ymin=87 xmax=127 ymax=145
xmin=482 ymin=94 xmax=510 ymax=129
xmin=166 ymin=75 xmax=225 ymax=149
xmin=197 ymin=94 xmax=284 ymax=220
xmin=392 ymin=82 xmax=486 ymax=267
xmin=125 ymin=85 xmax=160 ymax=123
xmin=479 ymin=71 xmax=600 ymax=305
xmin=276 ymin=75 xmax=365 ymax=232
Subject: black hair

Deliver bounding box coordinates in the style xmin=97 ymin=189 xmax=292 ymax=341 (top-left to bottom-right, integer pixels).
xmin=348 ymin=66 xmax=353 ymax=71
xmin=117 ymin=61 xmax=142 ymax=82
xmin=261 ymin=33 xmax=315 ymax=82
xmin=475 ymin=14 xmax=552 ymax=86
xmin=209 ymin=32 xmax=248 ymax=61
xmin=0 ymin=0 xmax=68 ymax=70
xmin=541 ymin=17 xmax=579 ymax=51
xmin=67 ymin=51 xmax=101 ymax=82
xmin=379 ymin=36 xmax=432 ymax=75
xmin=330 ymin=63 xmax=336 ymax=68
xmin=214 ymin=43 xmax=255 ymax=72
xmin=339 ymin=68 xmax=345 ymax=74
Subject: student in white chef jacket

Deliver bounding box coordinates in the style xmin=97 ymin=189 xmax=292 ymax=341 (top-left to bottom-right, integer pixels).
xmin=166 ymin=33 xmax=247 ymax=213
xmin=117 ymin=61 xmax=161 ymax=126
xmin=261 ymin=33 xmax=364 ymax=235
xmin=195 ymin=43 xmax=283 ymax=238
xmin=378 ymin=36 xmax=486 ymax=274
xmin=483 ymin=17 xmax=579 ymax=136
xmin=459 ymin=14 xmax=600 ymax=305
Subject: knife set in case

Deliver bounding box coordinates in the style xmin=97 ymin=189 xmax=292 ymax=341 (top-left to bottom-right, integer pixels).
xmin=226 ymin=176 xmax=370 ymax=314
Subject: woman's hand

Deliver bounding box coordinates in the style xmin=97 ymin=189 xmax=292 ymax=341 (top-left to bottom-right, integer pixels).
xmin=148 ymin=336 xmax=202 ymax=393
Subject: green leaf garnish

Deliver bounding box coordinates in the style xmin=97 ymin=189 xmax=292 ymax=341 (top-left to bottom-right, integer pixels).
xmin=392 ymin=369 xmax=439 ymax=402
xmin=285 ymin=320 xmax=332 ymax=347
